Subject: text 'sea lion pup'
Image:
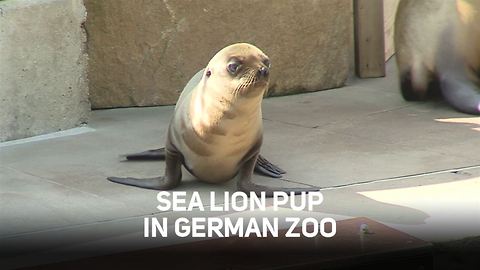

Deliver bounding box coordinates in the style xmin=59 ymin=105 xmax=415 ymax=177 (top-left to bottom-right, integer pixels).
xmin=108 ymin=43 xmax=318 ymax=196
xmin=395 ymin=0 xmax=480 ymax=114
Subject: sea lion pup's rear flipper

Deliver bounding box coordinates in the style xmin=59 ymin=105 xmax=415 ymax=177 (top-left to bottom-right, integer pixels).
xmin=124 ymin=148 xmax=287 ymax=178
xmin=254 ymin=154 xmax=286 ymax=178
xmin=124 ymin=148 xmax=166 ymax=160
xmin=108 ymin=149 xmax=182 ymax=190
xmin=238 ymin=155 xmax=318 ymax=197
xmin=108 ymin=176 xmax=171 ymax=190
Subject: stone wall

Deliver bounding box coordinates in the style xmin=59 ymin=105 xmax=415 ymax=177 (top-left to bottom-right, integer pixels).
xmin=85 ymin=0 xmax=353 ymax=108
xmin=0 ymin=0 xmax=89 ymax=142
xmin=0 ymin=0 xmax=353 ymax=142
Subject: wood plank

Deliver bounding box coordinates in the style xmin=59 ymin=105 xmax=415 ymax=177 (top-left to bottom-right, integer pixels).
xmin=354 ymin=0 xmax=386 ymax=78
xmin=36 ymin=217 xmax=433 ymax=270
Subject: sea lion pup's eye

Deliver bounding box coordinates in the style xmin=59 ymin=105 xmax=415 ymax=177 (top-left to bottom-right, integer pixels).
xmin=263 ymin=59 xmax=271 ymax=68
xmin=227 ymin=62 xmax=241 ymax=75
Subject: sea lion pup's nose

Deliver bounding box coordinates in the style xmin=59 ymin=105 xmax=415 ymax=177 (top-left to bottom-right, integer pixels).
xmin=258 ymin=66 xmax=269 ymax=78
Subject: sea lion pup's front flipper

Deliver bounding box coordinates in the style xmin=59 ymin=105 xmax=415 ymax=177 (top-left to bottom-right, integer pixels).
xmin=107 ymin=148 xmax=182 ymax=190
xmin=254 ymin=154 xmax=286 ymax=178
xmin=237 ymin=154 xmax=318 ymax=197
xmin=124 ymin=148 xmax=286 ymax=178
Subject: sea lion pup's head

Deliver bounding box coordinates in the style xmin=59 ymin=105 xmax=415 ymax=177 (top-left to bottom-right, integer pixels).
xmin=201 ymin=43 xmax=271 ymax=100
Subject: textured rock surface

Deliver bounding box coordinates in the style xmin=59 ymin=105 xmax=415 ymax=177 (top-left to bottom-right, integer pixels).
xmin=85 ymin=0 xmax=353 ymax=108
xmin=0 ymin=0 xmax=90 ymax=142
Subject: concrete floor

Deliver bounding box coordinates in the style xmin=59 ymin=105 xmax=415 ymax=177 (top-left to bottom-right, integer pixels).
xmin=1 ymin=60 xmax=480 ymax=268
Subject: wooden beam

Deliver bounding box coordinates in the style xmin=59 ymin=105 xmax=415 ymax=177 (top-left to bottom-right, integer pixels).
xmin=354 ymin=0 xmax=386 ymax=78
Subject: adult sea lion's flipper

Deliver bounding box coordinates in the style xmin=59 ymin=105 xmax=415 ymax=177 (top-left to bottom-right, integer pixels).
xmin=124 ymin=148 xmax=286 ymax=178
xmin=435 ymin=23 xmax=480 ymax=115
xmin=440 ymin=72 xmax=480 ymax=115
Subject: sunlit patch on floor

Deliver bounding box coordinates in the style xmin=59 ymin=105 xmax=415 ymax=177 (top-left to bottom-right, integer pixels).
xmin=436 ymin=117 xmax=480 ymax=132
xmin=358 ymin=178 xmax=480 ymax=241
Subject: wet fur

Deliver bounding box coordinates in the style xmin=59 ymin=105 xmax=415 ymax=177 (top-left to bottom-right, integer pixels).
xmin=395 ymin=0 xmax=480 ymax=114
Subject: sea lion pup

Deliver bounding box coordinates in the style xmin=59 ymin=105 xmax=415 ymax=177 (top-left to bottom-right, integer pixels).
xmin=108 ymin=43 xmax=317 ymax=196
xmin=395 ymin=0 xmax=480 ymax=114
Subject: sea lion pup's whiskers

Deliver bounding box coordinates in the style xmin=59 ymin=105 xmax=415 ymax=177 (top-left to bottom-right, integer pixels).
xmin=234 ymin=68 xmax=258 ymax=97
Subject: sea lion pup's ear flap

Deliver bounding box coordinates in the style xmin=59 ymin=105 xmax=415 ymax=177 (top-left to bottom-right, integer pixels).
xmin=264 ymin=85 xmax=272 ymax=98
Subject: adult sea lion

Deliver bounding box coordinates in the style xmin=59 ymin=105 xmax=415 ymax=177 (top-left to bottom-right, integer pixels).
xmin=108 ymin=43 xmax=317 ymax=196
xmin=395 ymin=0 xmax=480 ymax=114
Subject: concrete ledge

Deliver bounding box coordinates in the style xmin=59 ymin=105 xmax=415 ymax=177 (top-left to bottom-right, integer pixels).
xmin=0 ymin=0 xmax=90 ymax=142
xmin=85 ymin=0 xmax=353 ymax=108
